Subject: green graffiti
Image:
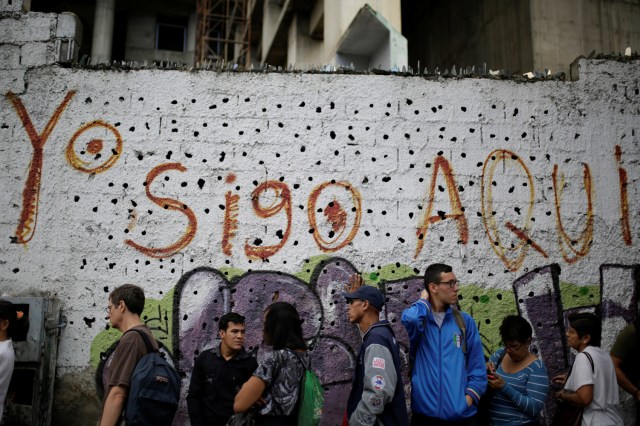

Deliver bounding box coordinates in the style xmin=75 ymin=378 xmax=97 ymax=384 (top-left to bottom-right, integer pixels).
xmin=294 ymin=255 xmax=331 ymax=284
xmin=88 ymin=262 xmax=601 ymax=367
xmin=559 ymin=281 xmax=599 ymax=309
xmin=89 ymin=289 xmax=174 ymax=367
xmin=457 ymin=285 xmax=518 ymax=357
xmin=363 ymin=263 xmax=416 ymax=285
xmin=219 ymin=267 xmax=246 ymax=281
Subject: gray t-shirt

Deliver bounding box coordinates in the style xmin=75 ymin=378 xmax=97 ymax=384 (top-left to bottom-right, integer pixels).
xmin=253 ymin=348 xmax=308 ymax=416
xmin=433 ymin=311 xmax=446 ymax=328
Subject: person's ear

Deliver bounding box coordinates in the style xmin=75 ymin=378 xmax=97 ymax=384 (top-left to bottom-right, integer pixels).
xmin=0 ymin=319 xmax=8 ymax=332
xmin=583 ymin=334 xmax=591 ymax=344
xmin=219 ymin=329 xmax=225 ymax=339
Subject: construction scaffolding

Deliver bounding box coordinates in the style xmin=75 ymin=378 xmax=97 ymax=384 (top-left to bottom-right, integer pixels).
xmin=196 ymin=0 xmax=251 ymax=67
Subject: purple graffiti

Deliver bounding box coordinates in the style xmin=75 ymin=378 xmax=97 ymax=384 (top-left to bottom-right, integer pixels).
xmin=165 ymin=260 xmax=640 ymax=425
xmin=513 ymin=264 xmax=566 ymax=376
xmin=512 ymin=263 xmax=640 ymax=424
xmin=172 ymin=258 xmax=422 ymax=425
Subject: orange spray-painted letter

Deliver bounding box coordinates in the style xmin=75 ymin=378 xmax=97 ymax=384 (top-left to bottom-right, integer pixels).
xmin=66 ymin=120 xmax=123 ymax=174
xmin=308 ymin=181 xmax=362 ymax=252
xmin=552 ymin=163 xmax=594 ymax=264
xmin=244 ymin=181 xmax=292 ymax=260
xmin=615 ymin=145 xmax=632 ymax=245
xmin=481 ymin=150 xmax=541 ymax=272
xmin=415 ymin=156 xmax=468 ymax=258
xmin=7 ymin=90 xmax=76 ymax=244
xmin=125 ymin=163 xmax=197 ymax=258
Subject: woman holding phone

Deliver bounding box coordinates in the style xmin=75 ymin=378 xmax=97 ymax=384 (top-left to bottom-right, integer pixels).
xmin=485 ymin=315 xmax=549 ymax=425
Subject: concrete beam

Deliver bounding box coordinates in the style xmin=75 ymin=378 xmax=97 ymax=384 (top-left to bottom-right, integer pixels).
xmin=309 ymin=0 xmax=324 ymax=40
xmin=334 ymin=4 xmax=407 ymax=71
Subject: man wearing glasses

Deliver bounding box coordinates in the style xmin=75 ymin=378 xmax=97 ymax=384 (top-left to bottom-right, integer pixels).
xmin=100 ymin=284 xmax=157 ymax=426
xmin=401 ymin=263 xmax=487 ymax=425
xmin=342 ymin=276 xmax=409 ymax=425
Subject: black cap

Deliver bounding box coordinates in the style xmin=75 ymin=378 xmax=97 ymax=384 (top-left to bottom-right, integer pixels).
xmin=343 ymin=286 xmax=385 ymax=311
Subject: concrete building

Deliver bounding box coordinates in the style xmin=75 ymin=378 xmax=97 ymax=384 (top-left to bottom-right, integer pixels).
xmin=258 ymin=0 xmax=407 ymax=70
xmin=27 ymin=0 xmax=640 ymax=72
xmin=30 ymin=0 xmax=407 ymax=70
xmin=402 ymin=0 xmax=640 ymax=74
xmin=31 ymin=0 xmax=198 ymax=65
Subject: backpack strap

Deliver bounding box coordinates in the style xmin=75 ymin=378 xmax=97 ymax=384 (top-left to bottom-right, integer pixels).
xmin=452 ymin=307 xmax=467 ymax=355
xmin=411 ymin=305 xmax=468 ymax=376
xmin=418 ymin=307 xmax=467 ymax=354
xmin=125 ymin=328 xmax=157 ymax=355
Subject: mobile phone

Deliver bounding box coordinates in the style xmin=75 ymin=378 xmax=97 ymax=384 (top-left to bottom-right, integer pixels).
xmin=487 ymin=365 xmax=495 ymax=380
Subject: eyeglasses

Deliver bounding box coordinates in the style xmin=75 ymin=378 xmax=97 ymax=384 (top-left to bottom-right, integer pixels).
xmin=437 ymin=280 xmax=459 ymax=288
xmin=105 ymin=304 xmax=115 ymax=313
xmin=504 ymin=342 xmax=525 ymax=352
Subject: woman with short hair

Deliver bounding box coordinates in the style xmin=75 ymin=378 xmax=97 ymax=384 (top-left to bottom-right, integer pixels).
xmin=486 ymin=315 xmax=549 ymax=425
xmin=552 ymin=312 xmax=623 ymax=425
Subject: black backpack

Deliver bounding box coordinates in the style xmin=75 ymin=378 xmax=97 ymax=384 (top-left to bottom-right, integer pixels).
xmin=123 ymin=329 xmax=180 ymax=426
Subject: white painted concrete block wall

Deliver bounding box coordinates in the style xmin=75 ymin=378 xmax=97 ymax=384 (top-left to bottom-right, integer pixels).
xmin=2 ymin=61 xmax=639 ymax=397
xmin=0 ymin=4 xmax=81 ymax=93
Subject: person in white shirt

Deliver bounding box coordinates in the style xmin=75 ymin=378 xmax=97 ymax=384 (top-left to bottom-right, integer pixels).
xmin=0 ymin=300 xmax=28 ymax=423
xmin=552 ymin=312 xmax=623 ymax=425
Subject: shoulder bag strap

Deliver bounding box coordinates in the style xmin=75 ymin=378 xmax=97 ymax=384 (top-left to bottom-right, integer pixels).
xmin=124 ymin=328 xmax=156 ymax=355
xmin=581 ymin=351 xmax=595 ymax=373
xmin=496 ymin=347 xmax=507 ymax=369
xmin=565 ymin=350 xmax=595 ymax=384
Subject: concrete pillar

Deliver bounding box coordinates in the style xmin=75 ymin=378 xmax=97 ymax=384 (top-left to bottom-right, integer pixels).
xmin=186 ymin=11 xmax=197 ymax=65
xmin=91 ymin=0 xmax=115 ymax=64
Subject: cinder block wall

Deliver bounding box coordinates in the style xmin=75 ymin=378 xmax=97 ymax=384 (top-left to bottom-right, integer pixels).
xmin=1 ymin=4 xmax=639 ymax=425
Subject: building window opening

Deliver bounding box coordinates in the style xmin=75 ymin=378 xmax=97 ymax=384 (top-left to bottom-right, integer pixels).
xmin=156 ymin=16 xmax=187 ymax=52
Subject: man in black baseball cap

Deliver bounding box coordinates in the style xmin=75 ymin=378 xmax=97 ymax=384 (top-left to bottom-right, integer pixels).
xmin=343 ymin=284 xmax=385 ymax=313
xmin=342 ymin=276 xmax=408 ymax=425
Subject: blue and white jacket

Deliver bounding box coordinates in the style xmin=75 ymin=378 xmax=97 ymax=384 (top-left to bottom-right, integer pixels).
xmin=346 ymin=320 xmax=409 ymax=426
xmin=401 ymin=299 xmax=487 ymax=421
